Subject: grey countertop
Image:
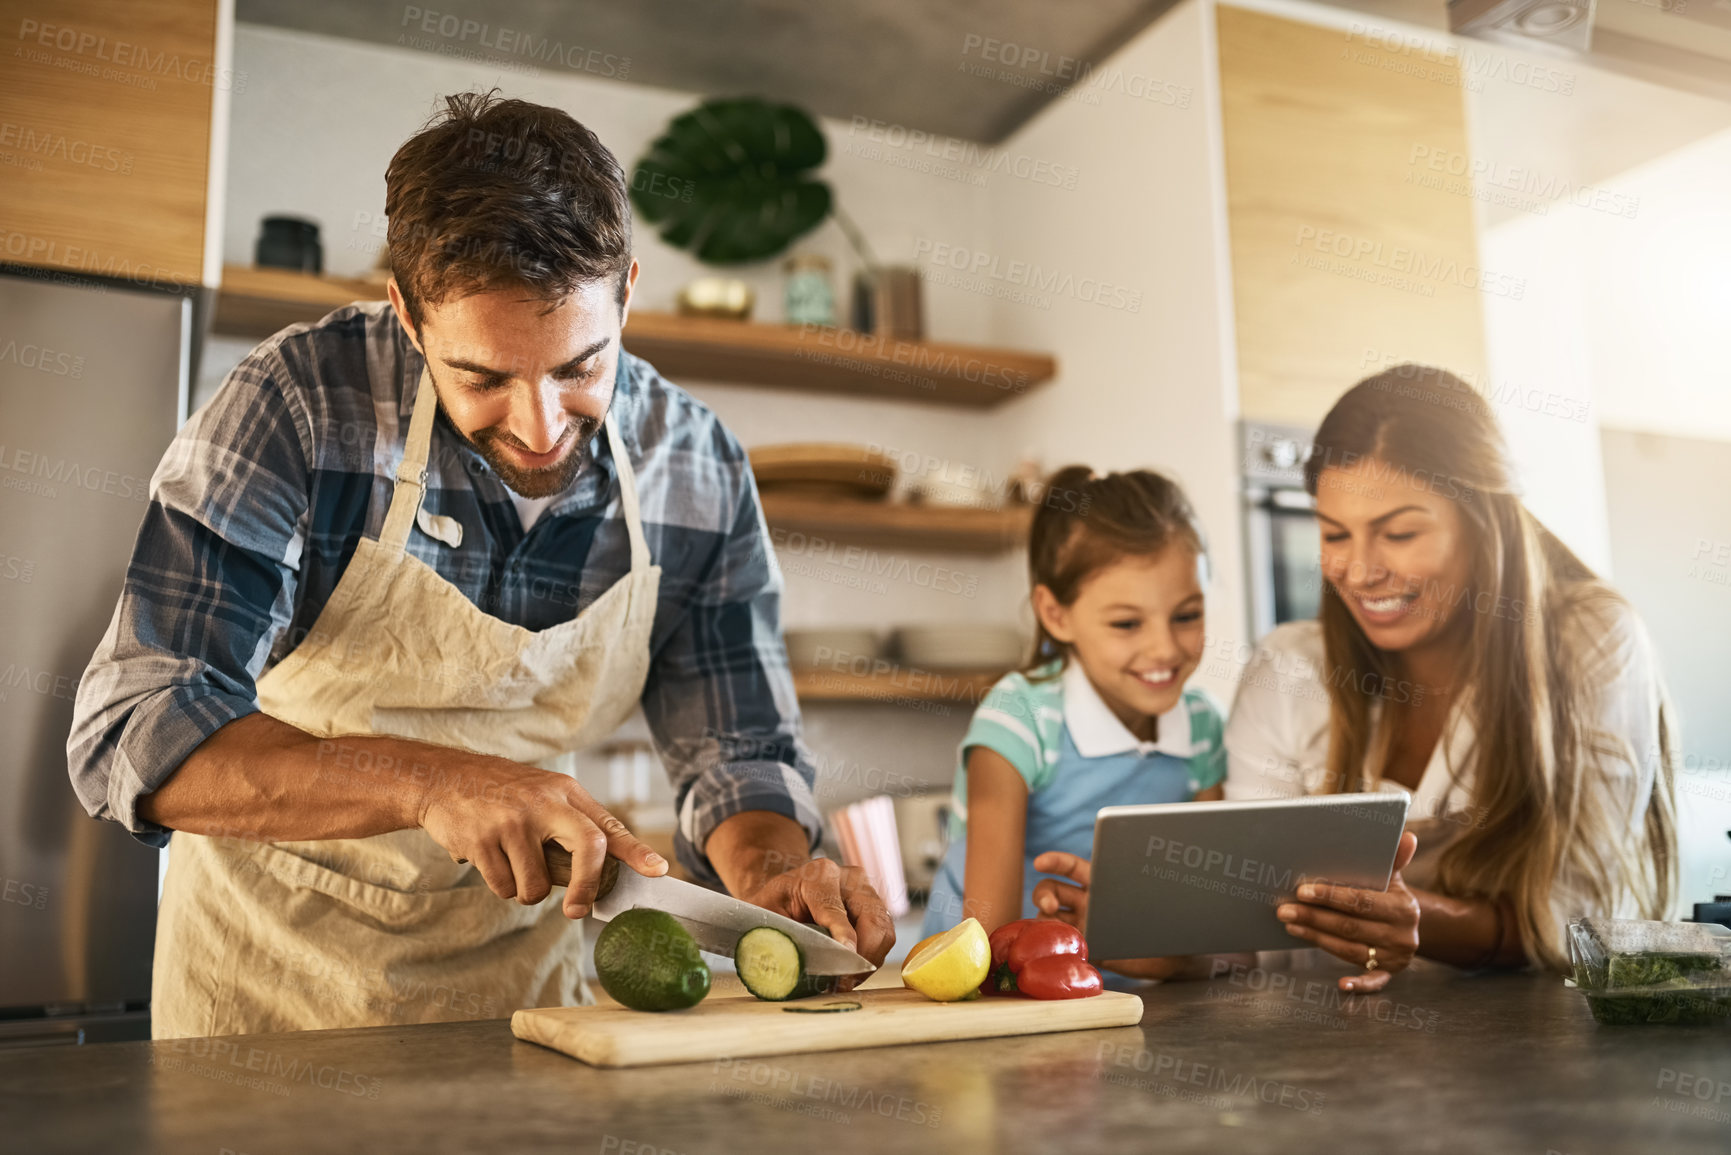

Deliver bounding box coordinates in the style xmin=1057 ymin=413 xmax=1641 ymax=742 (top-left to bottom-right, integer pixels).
xmin=5 ymin=961 xmax=1728 ymax=1154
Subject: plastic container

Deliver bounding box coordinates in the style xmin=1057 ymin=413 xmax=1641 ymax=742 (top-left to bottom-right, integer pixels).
xmin=1567 ymin=917 xmax=1731 ymax=1025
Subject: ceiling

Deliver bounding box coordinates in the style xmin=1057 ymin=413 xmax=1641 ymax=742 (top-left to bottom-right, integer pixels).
xmin=236 ymin=0 xmax=1183 ymax=143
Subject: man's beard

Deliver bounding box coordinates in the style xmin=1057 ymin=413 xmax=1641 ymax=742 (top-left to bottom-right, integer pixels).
xmin=421 ymin=364 xmax=606 ymax=498
xmin=459 ymin=418 xmax=599 ymax=498
xmin=429 ymin=385 xmax=600 ymax=498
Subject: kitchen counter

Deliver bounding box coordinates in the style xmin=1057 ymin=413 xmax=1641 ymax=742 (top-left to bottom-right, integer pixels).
xmin=5 ymin=961 xmax=1727 ymax=1154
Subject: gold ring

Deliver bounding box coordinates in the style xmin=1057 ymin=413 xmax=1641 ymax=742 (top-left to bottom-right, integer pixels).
xmin=1365 ymin=947 xmax=1379 ymax=972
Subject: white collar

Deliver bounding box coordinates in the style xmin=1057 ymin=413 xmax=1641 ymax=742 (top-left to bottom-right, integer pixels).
xmin=1061 ymin=660 xmax=1196 ymax=759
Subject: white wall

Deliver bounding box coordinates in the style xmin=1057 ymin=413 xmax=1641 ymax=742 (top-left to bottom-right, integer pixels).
xmin=1600 ymin=429 xmax=1731 ymax=911
xmin=1586 ymin=129 xmax=1731 ymax=909
xmin=976 ymin=0 xmax=1249 ymax=702
xmin=1459 ymin=34 xmax=1731 ymax=570
xmin=1474 ymin=212 xmax=1612 ymax=571
xmin=1575 ymin=127 xmax=1731 ymax=442
xmin=1451 ymin=19 xmax=1631 ymax=572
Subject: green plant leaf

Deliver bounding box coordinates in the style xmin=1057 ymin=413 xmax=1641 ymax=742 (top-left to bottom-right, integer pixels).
xmin=630 ymin=97 xmax=833 ymax=265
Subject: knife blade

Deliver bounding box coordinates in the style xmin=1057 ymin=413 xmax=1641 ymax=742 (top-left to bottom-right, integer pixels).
xmin=545 ymin=848 xmax=876 ymax=977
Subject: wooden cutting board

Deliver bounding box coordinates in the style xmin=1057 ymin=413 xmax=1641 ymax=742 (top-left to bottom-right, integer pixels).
xmin=512 ymin=987 xmax=1145 ymax=1068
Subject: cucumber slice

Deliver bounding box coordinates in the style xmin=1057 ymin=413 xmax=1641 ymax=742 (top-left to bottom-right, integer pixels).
xmin=736 ymin=927 xmax=805 ymax=1001
xmin=783 ymin=1001 xmax=863 ymax=1014
xmin=735 ymin=927 xmax=848 ymax=1001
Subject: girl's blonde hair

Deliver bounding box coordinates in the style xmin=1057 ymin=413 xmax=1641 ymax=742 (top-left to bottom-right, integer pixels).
xmin=1305 ymin=364 xmax=1677 ymax=970
xmin=1023 ymin=465 xmax=1207 ymax=678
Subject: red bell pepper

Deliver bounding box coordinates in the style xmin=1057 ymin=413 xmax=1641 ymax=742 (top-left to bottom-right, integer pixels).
xmin=987 ymin=919 xmax=1102 ymax=998
xmin=1014 ymin=955 xmax=1104 ymax=1000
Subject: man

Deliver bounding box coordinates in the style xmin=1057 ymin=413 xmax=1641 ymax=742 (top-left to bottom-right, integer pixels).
xmin=68 ymin=92 xmax=893 ymax=1039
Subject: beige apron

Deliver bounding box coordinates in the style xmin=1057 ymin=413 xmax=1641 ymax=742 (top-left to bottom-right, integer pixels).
xmin=151 ymin=368 xmax=661 ymax=1039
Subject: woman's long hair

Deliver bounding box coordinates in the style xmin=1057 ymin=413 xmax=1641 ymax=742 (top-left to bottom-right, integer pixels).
xmin=1304 ymin=365 xmax=1677 ymax=970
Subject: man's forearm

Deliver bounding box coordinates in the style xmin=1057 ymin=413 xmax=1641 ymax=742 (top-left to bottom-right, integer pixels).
xmin=141 ymin=713 xmax=670 ymax=912
xmin=137 ymin=713 xmax=434 ymax=841
xmin=703 ymin=810 xmax=812 ymax=897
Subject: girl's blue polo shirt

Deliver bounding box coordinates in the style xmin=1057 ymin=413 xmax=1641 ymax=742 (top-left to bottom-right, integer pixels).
xmin=922 ymin=660 xmax=1226 ymax=936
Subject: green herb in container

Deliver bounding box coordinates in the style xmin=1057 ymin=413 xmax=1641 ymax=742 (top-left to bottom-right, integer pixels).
xmin=1567 ymin=917 xmax=1731 ymax=1026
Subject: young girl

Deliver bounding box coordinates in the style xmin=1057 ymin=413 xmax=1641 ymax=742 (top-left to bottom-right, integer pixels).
xmin=921 ymin=466 xmax=1226 ymax=941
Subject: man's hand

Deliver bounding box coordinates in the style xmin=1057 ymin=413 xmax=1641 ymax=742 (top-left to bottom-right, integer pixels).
xmin=705 ymin=811 xmax=896 ymax=974
xmin=416 ymin=754 xmax=667 ymax=919
xmin=735 ymin=858 xmax=896 ymax=969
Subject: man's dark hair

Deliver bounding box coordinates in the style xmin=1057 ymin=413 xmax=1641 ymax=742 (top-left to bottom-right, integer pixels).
xmin=385 ymin=90 xmax=633 ymax=329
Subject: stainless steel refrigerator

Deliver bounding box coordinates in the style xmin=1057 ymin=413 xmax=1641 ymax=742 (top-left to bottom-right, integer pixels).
xmin=0 ymin=270 xmax=192 ymax=1046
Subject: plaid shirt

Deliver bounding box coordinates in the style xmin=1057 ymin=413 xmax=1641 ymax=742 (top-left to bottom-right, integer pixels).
xmin=67 ymin=301 xmax=821 ymax=884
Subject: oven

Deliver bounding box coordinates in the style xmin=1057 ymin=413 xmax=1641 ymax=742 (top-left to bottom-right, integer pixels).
xmin=1240 ymin=421 xmax=1323 ymax=640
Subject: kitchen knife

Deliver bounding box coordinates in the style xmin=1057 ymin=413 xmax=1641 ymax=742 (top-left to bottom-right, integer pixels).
xmin=544 ymin=848 xmax=876 ymax=978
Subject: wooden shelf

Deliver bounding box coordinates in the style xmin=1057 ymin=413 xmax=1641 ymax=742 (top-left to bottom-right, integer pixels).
xmin=212 ymin=265 xmax=387 ymax=338
xmin=793 ymin=665 xmax=1006 ymax=707
xmin=760 ymin=494 xmax=1031 ymax=553
xmin=211 ymin=266 xmax=1057 ymax=408
xmin=621 ymin=310 xmax=1054 ymax=408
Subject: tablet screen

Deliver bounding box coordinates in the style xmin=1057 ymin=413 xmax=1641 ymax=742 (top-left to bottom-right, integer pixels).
xmin=1083 ymin=793 xmax=1409 ymax=960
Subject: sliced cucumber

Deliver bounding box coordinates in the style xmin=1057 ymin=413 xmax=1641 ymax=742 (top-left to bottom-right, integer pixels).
xmin=736 ymin=927 xmax=805 ymax=1001
xmin=735 ymin=927 xmax=847 ymax=1001
xmin=783 ymin=1000 xmax=862 ymax=1014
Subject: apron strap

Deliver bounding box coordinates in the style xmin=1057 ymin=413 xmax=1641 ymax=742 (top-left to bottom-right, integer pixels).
xmin=604 ymin=412 xmax=651 ymax=572
xmin=379 ymin=367 xmax=438 ymax=553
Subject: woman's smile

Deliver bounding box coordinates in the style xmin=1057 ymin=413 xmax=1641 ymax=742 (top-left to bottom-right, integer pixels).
xmin=1347 ymin=589 xmax=1420 ymax=626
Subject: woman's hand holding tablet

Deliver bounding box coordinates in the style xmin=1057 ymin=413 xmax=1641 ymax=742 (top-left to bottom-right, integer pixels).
xmin=1276 ymin=831 xmax=1422 ymax=992
xmin=1031 ymin=797 xmax=1418 ymax=989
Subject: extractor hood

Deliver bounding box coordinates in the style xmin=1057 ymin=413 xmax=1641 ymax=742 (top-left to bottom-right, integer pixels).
xmin=1449 ymin=0 xmax=1731 ymax=101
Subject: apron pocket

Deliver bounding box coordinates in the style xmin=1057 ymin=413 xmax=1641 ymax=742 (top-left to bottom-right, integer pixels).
xmin=235 ymin=839 xmax=515 ymax=932
xmin=206 ymin=839 xmax=577 ymax=1031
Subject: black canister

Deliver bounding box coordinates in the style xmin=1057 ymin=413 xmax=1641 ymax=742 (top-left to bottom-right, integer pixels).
xmin=255 ymin=215 xmax=323 ymax=275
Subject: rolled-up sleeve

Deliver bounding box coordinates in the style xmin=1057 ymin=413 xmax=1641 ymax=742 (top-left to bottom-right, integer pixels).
xmin=640 ymin=450 xmax=822 ymax=886
xmin=66 ymin=353 xmax=312 ymax=845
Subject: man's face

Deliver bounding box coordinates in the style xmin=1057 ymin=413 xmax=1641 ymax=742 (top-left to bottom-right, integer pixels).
xmin=388 ymin=262 xmax=638 ymax=498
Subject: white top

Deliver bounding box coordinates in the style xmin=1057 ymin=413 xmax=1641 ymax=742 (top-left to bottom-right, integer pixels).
xmin=510 ymin=491 xmax=557 ymax=532
xmin=1061 ymin=660 xmax=1200 ymax=760
xmin=1223 ymin=605 xmax=1663 ymax=955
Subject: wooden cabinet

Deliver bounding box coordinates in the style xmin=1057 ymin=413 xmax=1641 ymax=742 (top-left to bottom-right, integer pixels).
xmin=0 ymin=0 xmax=226 ymax=288
xmin=1217 ymin=5 xmax=1489 ymax=426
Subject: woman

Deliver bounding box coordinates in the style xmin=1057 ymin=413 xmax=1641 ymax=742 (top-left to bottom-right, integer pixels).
xmin=1033 ymin=364 xmax=1677 ymax=992
xmin=1225 ymin=363 xmax=1677 ymax=981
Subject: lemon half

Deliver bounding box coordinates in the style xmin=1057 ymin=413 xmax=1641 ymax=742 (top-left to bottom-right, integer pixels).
xmin=900 ymin=917 xmax=990 ymax=1002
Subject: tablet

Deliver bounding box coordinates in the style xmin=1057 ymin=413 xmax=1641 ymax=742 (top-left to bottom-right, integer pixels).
xmin=1081 ymin=793 xmax=1410 ymax=960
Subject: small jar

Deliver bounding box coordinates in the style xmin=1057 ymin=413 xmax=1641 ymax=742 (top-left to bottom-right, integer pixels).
xmin=255 ymin=215 xmax=323 ymax=275
xmin=783 ymin=253 xmax=835 ymax=326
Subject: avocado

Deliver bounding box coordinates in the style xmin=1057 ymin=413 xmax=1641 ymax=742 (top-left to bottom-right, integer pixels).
xmin=593 ymin=909 xmax=712 ymax=1012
